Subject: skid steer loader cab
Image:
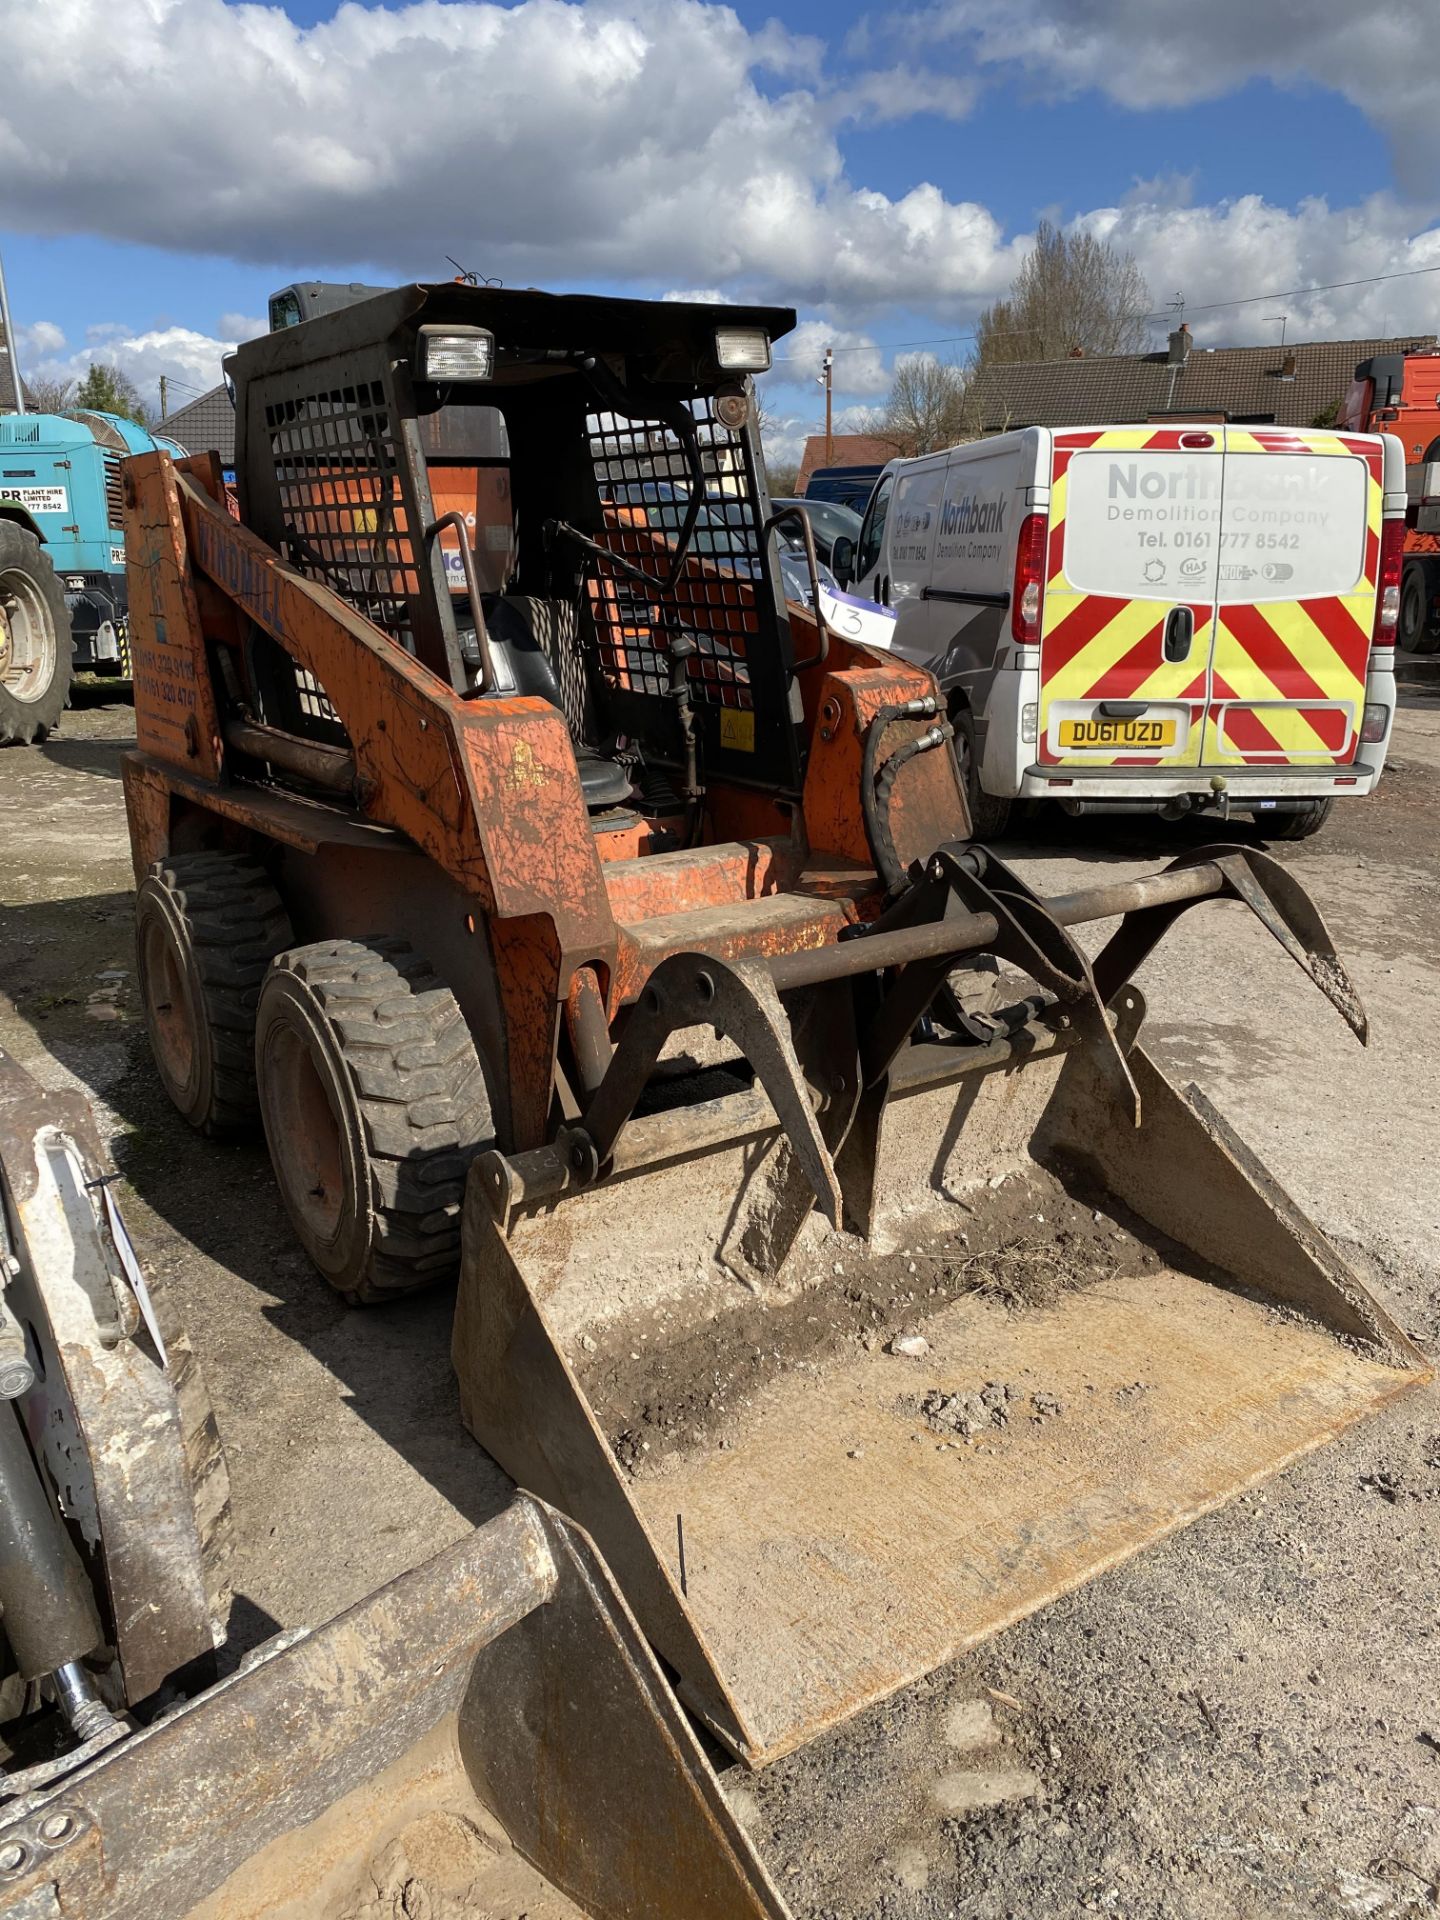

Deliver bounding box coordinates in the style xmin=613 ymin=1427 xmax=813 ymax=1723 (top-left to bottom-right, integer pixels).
xmin=123 ymin=282 xmax=1427 ymax=1781
xmin=230 ymin=283 xmax=810 ymax=812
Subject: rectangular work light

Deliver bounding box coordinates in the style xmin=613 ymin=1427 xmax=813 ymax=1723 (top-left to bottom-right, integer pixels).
xmin=417 ymin=325 xmax=496 ymax=382
xmin=714 ymin=328 xmax=772 ymax=372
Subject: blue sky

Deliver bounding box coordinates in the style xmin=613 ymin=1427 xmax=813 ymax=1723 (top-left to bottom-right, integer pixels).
xmin=2 ymin=0 xmax=1437 ymax=457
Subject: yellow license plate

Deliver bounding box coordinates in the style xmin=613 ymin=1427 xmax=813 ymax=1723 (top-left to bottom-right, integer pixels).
xmin=1059 ymin=716 xmax=1176 ymax=751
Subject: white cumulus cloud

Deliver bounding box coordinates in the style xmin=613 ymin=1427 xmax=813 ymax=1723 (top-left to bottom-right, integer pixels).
xmin=907 ymin=0 xmax=1440 ymax=201
xmin=2 ymin=0 xmax=1438 ymax=396
xmin=15 ymin=319 xmax=245 ymax=414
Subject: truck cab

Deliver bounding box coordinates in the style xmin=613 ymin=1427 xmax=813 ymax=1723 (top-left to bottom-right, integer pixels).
xmin=1339 ymin=350 xmax=1440 ymax=651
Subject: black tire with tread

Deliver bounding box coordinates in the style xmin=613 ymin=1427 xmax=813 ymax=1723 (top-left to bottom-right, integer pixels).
xmin=255 ymin=938 xmax=494 ymax=1304
xmin=950 ymin=700 xmax=1013 ymax=839
xmin=0 ymin=519 xmax=73 ymax=745
xmin=1399 ymin=564 xmax=1427 ymax=653
xmin=136 ymin=852 xmax=294 ymax=1137
xmin=147 ymin=1293 xmax=233 ymax=1642
xmin=1258 ymin=797 xmax=1334 ymax=841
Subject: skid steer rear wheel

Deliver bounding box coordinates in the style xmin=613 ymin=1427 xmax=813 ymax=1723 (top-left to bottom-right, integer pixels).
xmin=255 ymin=939 xmax=494 ymax=1304
xmin=136 ymin=852 xmax=294 ymax=1137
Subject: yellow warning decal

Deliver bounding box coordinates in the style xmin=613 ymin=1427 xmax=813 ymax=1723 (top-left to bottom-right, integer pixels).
xmin=720 ymin=710 xmax=756 ymax=752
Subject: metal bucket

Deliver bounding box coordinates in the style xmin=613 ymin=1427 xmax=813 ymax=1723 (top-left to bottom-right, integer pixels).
xmin=0 ymin=1497 xmax=789 ymax=1919
xmin=455 ymin=982 xmax=1426 ymax=1768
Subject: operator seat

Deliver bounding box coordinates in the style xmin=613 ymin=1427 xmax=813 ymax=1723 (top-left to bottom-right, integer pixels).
xmin=459 ymin=596 xmax=633 ymax=812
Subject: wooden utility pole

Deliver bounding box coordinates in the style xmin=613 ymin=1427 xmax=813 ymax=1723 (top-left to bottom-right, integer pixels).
xmin=159 ymin=375 xmax=168 ymax=419
xmin=822 ymin=346 xmax=834 ymax=465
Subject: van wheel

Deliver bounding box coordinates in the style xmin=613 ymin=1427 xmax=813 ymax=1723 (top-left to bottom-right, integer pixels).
xmin=951 ymin=704 xmax=1012 ymax=839
xmin=255 ymin=939 xmax=494 ymax=1304
xmin=0 ymin=522 xmax=73 ymax=745
xmin=1260 ymin=799 xmax=1333 ymax=841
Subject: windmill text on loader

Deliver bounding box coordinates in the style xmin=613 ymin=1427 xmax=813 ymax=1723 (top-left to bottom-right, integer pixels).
xmin=121 ymin=284 xmax=1426 ymax=1774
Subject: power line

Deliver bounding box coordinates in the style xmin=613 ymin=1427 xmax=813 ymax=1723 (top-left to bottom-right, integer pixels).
xmin=771 ymin=257 xmax=1440 ymax=368
xmin=1142 ymin=257 xmax=1440 ymax=323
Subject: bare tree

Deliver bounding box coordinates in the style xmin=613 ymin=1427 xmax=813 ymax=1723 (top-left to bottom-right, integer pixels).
xmin=975 ymin=221 xmax=1151 ymax=365
xmin=26 ymin=374 xmax=77 ymax=414
xmin=873 ymin=355 xmax=970 ymax=456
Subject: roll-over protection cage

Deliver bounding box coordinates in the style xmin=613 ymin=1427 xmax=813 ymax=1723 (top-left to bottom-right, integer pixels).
xmin=228 ymin=284 xmax=806 ymax=794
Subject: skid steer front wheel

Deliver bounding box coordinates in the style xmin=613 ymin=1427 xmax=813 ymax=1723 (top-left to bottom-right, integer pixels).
xmin=255 ymin=939 xmax=494 ymax=1304
xmin=136 ymin=852 xmax=294 ymax=1136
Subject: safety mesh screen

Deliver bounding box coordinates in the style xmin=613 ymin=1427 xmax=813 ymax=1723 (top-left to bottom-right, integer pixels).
xmin=294 ymin=665 xmax=341 ymax=728
xmin=585 ymin=401 xmax=761 ymax=711
xmin=265 ymin=380 xmax=420 ymax=655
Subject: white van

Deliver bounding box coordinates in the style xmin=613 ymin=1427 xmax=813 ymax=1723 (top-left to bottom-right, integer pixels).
xmin=833 ymin=423 xmax=1405 ymax=838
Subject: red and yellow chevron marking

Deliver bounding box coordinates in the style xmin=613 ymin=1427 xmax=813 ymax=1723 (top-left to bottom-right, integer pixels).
xmin=1201 ymin=429 xmax=1381 ymax=765
xmin=1041 ymin=427 xmax=1215 ymax=766
xmin=1039 ymin=426 xmax=1382 ymax=770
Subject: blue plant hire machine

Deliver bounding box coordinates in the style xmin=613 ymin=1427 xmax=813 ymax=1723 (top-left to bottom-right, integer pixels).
xmin=0 ymin=408 xmax=185 ymax=742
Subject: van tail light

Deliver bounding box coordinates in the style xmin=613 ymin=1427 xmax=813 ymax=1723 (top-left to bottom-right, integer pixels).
xmin=1372 ymin=516 xmax=1406 ymax=647
xmin=1012 ymin=512 xmax=1047 ymax=645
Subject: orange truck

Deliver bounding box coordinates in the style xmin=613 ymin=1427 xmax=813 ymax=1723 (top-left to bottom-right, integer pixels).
xmin=1339 ymin=348 xmax=1440 ymax=652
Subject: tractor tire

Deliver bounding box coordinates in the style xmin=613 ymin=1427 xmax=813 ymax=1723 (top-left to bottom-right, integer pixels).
xmin=951 ymin=702 xmax=1012 ymax=840
xmin=1399 ymin=564 xmax=1427 ymax=653
xmin=254 ymin=938 xmax=494 ymax=1304
xmin=0 ymin=520 xmax=73 ymax=745
xmin=136 ymin=852 xmax=294 ymax=1138
xmin=1259 ymin=798 xmax=1334 ymax=842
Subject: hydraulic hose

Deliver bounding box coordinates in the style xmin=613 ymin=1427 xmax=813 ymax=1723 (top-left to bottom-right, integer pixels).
xmin=860 ymin=698 xmax=950 ymax=899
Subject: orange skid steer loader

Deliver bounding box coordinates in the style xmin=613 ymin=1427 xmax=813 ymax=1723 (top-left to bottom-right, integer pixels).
xmin=120 ymin=285 xmax=1424 ymax=1784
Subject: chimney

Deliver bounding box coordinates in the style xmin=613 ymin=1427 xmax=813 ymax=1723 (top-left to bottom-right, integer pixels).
xmin=1067 ymin=345 xmax=1084 ymax=358
xmin=1167 ymin=322 xmax=1192 ymax=366
xmin=1280 ymin=351 xmax=1297 ymax=380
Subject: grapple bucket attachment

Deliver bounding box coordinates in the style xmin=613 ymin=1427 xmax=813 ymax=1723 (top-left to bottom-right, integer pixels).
xmin=0 ymin=1498 xmax=789 ymax=1920
xmin=454 ymin=852 xmax=1427 ymax=1769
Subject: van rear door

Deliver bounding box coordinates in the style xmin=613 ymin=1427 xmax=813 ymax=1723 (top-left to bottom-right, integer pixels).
xmin=1038 ymin=427 xmax=1222 ymax=772
xmin=1202 ymin=429 xmax=1381 ymax=768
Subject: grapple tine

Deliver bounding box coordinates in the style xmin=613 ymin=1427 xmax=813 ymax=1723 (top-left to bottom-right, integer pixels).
xmin=572 ymin=951 xmax=844 ymax=1229
xmin=1212 ymin=848 xmax=1369 ymax=1044
xmin=1092 ymin=844 xmax=1369 ymax=1045
xmin=927 ymin=848 xmax=1141 ymax=1125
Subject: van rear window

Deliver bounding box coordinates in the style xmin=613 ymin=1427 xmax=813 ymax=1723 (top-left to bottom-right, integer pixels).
xmin=1063 ymin=451 xmax=1222 ymax=602
xmin=1214 ymin=454 xmax=1366 ymax=603
xmin=1062 ymin=448 xmax=1368 ymax=604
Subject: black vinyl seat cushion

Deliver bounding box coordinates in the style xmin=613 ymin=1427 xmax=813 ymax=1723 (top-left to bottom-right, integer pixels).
xmin=460 ymin=597 xmax=632 ymax=811
xmin=572 ymin=747 xmax=634 ymax=810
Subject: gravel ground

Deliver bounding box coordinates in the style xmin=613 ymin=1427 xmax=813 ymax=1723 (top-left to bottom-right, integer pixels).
xmin=1 ymin=675 xmax=1437 ymax=1919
